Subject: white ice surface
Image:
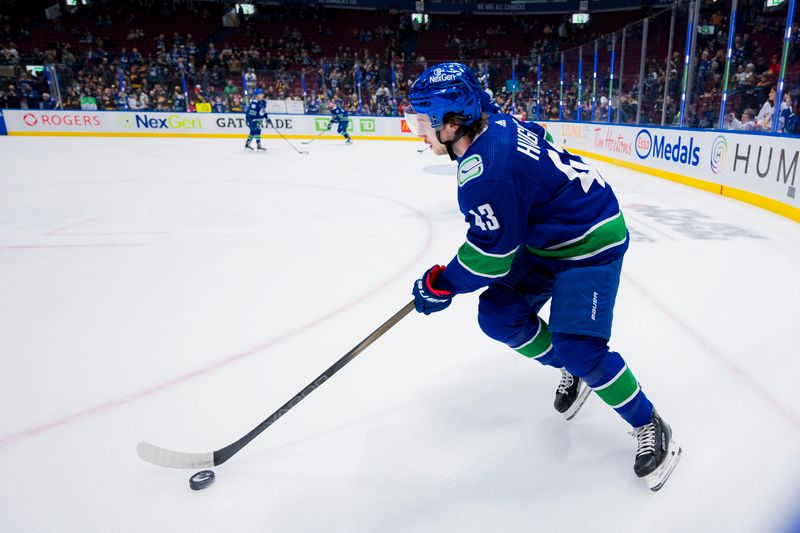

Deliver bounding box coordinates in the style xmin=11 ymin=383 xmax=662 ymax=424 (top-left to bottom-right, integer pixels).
xmin=1 ymin=136 xmax=799 ymax=533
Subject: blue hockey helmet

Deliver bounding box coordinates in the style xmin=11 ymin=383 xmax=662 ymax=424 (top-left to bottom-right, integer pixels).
xmin=409 ymin=63 xmax=483 ymax=131
xmin=253 ymin=88 xmax=264 ymax=96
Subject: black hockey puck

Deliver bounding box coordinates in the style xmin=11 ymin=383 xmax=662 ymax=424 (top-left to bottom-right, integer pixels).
xmin=189 ymin=470 xmax=215 ymax=490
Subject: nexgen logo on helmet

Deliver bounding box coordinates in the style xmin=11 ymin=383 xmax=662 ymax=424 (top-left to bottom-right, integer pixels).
xmin=429 ymin=68 xmax=457 ymax=83
xmin=410 ymin=62 xmax=482 ymax=131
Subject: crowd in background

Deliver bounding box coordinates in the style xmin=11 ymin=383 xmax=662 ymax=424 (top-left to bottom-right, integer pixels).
xmin=2 ymin=0 xmax=800 ymax=133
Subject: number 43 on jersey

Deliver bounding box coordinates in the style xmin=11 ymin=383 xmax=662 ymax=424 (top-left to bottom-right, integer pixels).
xmin=469 ymin=203 xmax=500 ymax=231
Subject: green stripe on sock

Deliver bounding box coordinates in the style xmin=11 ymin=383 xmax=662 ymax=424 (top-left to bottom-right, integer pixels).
xmin=593 ymin=365 xmax=639 ymax=407
xmin=514 ymin=317 xmax=552 ymax=359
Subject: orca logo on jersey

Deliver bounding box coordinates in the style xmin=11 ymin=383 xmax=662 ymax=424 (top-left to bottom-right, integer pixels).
xmin=458 ymin=154 xmax=484 ymax=186
xmin=429 ymin=68 xmax=457 ymax=84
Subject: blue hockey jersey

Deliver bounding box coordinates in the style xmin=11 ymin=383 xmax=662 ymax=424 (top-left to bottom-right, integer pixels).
xmin=330 ymin=106 xmax=349 ymax=123
xmin=246 ymin=99 xmax=267 ymax=124
xmin=438 ymin=115 xmax=629 ymax=294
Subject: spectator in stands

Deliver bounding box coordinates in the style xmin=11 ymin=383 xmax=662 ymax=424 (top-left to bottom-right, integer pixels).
xmin=1 ymin=41 xmax=19 ymax=64
xmin=63 ymin=87 xmax=80 ymax=109
xmin=755 ymin=86 xmax=775 ymax=130
xmin=727 ymin=109 xmax=756 ymax=130
xmin=768 ymin=54 xmax=780 ymax=77
xmin=128 ymin=90 xmax=144 ymax=110
xmin=598 ymin=96 xmax=609 ymax=121
xmin=733 ymin=64 xmax=747 ymax=88
xmin=20 ymin=82 xmax=39 ymax=109
xmin=224 ymin=79 xmax=239 ymax=105
xmin=116 ymin=90 xmax=128 ymax=109
xmin=126 ymin=28 xmax=145 ymax=42
xmin=153 ymin=85 xmax=170 ymax=110
xmin=375 ymin=81 xmax=390 ymax=104
xmin=39 ymin=92 xmax=57 ymax=109
xmin=743 ymin=63 xmax=756 ymax=87
xmin=245 ymin=68 xmax=257 ymax=93
xmin=230 ymin=93 xmax=244 ymax=113
xmin=172 ymin=86 xmax=186 ymax=111
xmin=1 ymin=84 xmax=20 ymax=108
xmin=212 ymin=95 xmax=226 ymax=113
xmin=779 ymin=93 xmax=799 ymax=134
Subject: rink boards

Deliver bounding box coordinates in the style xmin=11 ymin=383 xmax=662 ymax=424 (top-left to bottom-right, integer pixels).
xmin=544 ymin=121 xmax=800 ymax=222
xmin=1 ymin=110 xmax=798 ymax=222
xmin=0 ymin=109 xmax=418 ymax=141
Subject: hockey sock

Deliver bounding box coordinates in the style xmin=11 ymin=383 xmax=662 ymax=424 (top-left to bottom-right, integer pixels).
xmin=255 ymin=135 xmax=261 ymax=144
xmin=553 ymin=333 xmax=653 ymax=427
xmin=510 ymin=317 xmax=561 ymax=367
xmin=246 ymin=135 xmax=253 ymax=144
xmin=592 ymin=362 xmax=653 ymax=428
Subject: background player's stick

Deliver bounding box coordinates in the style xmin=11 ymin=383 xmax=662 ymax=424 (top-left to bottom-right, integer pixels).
xmin=136 ymin=300 xmax=416 ymax=469
xmin=267 ymin=121 xmax=310 ymax=155
xmin=417 ymin=145 xmax=430 ymax=153
xmin=302 ymin=129 xmax=327 ymax=145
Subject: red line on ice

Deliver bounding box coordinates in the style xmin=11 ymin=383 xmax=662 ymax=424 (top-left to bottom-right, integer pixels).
xmin=0 ymin=186 xmax=436 ymax=449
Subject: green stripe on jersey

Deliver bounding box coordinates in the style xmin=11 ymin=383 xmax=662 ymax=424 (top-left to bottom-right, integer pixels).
xmin=593 ymin=365 xmax=640 ymax=407
xmin=527 ymin=211 xmax=627 ymax=261
xmin=513 ymin=317 xmax=552 ymax=359
xmin=456 ymin=241 xmax=517 ymax=278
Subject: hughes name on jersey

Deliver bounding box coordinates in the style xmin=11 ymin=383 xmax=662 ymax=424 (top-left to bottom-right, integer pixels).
xmin=438 ymin=116 xmax=629 ymax=294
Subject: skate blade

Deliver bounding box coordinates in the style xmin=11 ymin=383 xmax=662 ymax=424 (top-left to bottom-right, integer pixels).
xmin=563 ymin=384 xmax=592 ymax=421
xmin=644 ymin=437 xmax=682 ymax=491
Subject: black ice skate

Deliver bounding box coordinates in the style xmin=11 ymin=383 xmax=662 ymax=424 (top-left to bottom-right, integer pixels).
xmin=256 ymin=145 xmax=267 ymax=152
xmin=345 ymin=138 xmax=353 ymax=145
xmin=633 ymin=410 xmax=682 ymax=491
xmin=554 ymin=368 xmax=591 ymax=420
xmin=244 ymin=143 xmax=254 ymax=151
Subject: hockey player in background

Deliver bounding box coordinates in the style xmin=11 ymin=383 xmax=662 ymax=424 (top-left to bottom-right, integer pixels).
xmin=406 ymin=63 xmax=681 ymax=491
xmin=244 ymin=88 xmax=268 ymax=152
xmin=327 ymin=100 xmax=352 ymax=144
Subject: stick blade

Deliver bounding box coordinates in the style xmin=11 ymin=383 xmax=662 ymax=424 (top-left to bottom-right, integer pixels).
xmin=136 ymin=441 xmax=214 ymax=469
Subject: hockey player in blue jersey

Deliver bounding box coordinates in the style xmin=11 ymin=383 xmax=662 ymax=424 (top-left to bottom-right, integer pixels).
xmin=406 ymin=63 xmax=681 ymax=491
xmin=481 ymin=88 xmax=502 ymax=115
xmin=245 ymin=88 xmax=268 ymax=151
xmin=328 ymin=101 xmax=352 ymax=144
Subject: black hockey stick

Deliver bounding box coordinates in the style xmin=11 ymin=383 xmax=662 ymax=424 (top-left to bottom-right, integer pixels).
xmin=301 ymin=128 xmax=328 ymax=145
xmin=417 ymin=145 xmax=430 ymax=154
xmin=267 ymin=121 xmax=310 ymax=155
xmin=137 ymin=300 xmax=416 ymax=469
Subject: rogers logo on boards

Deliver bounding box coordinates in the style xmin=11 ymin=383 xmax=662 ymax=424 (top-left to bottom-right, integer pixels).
xmin=21 ymin=112 xmax=101 ymax=128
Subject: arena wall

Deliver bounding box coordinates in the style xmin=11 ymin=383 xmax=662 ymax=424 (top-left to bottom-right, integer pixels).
xmin=1 ymin=109 xmax=418 ymax=141
xmin=2 ymin=109 xmax=799 ymax=222
xmin=542 ymin=121 xmax=800 ymax=222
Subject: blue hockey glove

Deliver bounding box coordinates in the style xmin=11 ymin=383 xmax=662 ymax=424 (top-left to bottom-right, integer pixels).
xmin=412 ymin=265 xmax=454 ymax=315
xmin=326 ymin=122 xmax=333 ymax=130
